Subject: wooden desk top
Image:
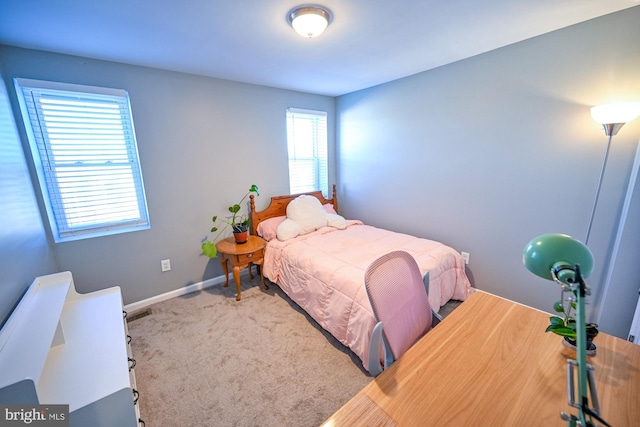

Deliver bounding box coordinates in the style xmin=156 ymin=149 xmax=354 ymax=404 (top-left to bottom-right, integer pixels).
xmin=323 ymin=291 xmax=640 ymax=427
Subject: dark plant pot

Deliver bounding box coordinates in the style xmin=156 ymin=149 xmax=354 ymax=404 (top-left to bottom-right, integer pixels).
xmin=563 ymin=323 xmax=599 ymax=356
xmin=233 ymin=231 xmax=248 ymax=244
xmin=232 ymin=224 xmax=247 ymax=233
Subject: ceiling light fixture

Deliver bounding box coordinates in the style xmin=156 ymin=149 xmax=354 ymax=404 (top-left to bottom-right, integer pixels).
xmin=288 ymin=6 xmax=331 ymax=38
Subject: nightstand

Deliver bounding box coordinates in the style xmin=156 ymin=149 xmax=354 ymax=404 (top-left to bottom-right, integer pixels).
xmin=215 ymin=235 xmax=268 ymax=301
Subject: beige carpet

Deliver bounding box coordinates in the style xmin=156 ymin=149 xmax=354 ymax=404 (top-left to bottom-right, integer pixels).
xmin=127 ymin=275 xmax=462 ymax=426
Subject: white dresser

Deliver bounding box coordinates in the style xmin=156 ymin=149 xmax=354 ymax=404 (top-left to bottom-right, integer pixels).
xmin=0 ymin=272 xmax=143 ymax=426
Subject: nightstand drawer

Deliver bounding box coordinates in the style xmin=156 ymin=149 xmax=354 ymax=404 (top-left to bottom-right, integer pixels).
xmin=236 ymin=248 xmax=264 ymax=265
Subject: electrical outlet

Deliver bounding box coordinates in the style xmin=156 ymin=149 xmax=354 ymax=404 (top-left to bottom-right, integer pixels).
xmin=161 ymin=259 xmax=171 ymax=272
xmin=461 ymin=252 xmax=470 ymax=265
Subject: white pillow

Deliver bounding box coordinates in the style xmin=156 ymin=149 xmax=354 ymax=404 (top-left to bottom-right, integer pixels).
xmin=326 ymin=213 xmax=347 ymax=230
xmin=286 ymin=195 xmax=328 ymax=234
xmin=276 ymin=218 xmax=302 ymax=241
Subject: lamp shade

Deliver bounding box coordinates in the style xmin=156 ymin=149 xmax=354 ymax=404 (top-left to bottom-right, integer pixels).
xmin=289 ymin=6 xmax=330 ymax=38
xmin=523 ymin=233 xmax=593 ymax=284
xmin=590 ymin=101 xmax=640 ymax=125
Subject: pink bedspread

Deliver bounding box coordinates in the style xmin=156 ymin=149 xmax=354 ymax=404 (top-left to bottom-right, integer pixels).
xmin=263 ymin=220 xmax=471 ymax=371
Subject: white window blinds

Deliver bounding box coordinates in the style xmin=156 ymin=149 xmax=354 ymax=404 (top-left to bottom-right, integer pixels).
xmin=286 ymin=108 xmax=328 ymax=196
xmin=15 ymin=78 xmax=149 ymax=242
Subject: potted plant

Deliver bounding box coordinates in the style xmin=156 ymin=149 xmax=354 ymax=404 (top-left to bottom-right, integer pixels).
xmin=201 ymin=184 xmax=259 ymax=258
xmin=546 ymin=291 xmax=599 ymax=355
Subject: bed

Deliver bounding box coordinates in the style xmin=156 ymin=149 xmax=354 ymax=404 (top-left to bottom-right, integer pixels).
xmin=249 ymin=186 xmax=471 ymax=372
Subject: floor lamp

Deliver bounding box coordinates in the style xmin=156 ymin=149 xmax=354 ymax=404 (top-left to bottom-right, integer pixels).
xmin=586 ymin=101 xmax=640 ymax=245
xmin=587 ymin=102 xmax=640 ymax=325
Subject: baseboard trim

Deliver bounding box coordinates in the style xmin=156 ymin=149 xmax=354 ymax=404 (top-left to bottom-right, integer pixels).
xmin=124 ymin=273 xmax=242 ymax=312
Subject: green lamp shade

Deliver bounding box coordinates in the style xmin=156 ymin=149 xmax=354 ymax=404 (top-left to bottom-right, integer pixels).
xmin=523 ymin=233 xmax=593 ymax=283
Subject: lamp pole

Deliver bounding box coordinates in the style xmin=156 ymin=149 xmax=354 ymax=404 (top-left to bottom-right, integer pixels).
xmin=584 ymin=131 xmax=614 ymax=246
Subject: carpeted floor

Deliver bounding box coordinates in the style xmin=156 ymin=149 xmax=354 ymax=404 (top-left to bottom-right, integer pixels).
xmin=127 ymin=275 xmax=462 ymax=426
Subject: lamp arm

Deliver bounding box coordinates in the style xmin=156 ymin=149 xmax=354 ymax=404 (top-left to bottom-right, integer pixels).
xmin=550 ymin=264 xmax=598 ymax=427
xmin=574 ymin=265 xmax=591 ymax=427
xmin=572 ymin=269 xmax=612 ymax=427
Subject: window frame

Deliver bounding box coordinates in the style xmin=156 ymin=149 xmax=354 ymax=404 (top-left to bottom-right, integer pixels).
xmin=14 ymin=78 xmax=150 ymax=243
xmin=285 ymin=107 xmax=329 ymax=197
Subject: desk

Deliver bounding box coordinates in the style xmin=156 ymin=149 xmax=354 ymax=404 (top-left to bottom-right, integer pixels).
xmin=323 ymin=292 xmax=640 ymax=426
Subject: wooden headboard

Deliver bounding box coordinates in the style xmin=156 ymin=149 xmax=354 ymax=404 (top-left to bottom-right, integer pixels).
xmin=249 ymin=184 xmax=338 ymax=236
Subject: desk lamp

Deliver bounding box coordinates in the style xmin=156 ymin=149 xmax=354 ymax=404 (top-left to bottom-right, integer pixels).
xmin=523 ymin=233 xmax=610 ymax=427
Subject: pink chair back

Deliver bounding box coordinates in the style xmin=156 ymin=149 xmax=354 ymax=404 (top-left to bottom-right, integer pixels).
xmin=365 ymin=251 xmax=432 ymax=362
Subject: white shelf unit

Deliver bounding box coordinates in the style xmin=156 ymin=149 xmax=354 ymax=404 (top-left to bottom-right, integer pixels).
xmin=0 ymin=272 xmax=143 ymax=426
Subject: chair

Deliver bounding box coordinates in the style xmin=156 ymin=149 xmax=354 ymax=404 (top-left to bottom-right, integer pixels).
xmin=365 ymin=251 xmax=434 ymax=376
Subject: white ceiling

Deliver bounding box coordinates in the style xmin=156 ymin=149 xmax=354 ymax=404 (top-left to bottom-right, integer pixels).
xmin=1 ymin=0 xmax=638 ymax=96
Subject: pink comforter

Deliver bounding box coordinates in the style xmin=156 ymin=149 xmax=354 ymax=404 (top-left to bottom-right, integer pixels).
xmin=263 ymin=220 xmax=471 ymax=371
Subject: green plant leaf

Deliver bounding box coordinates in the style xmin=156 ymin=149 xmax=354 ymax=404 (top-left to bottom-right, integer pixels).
xmin=229 ymin=204 xmax=241 ymax=214
xmin=212 ymin=215 xmax=217 ymax=222
xmin=210 ymin=227 xmax=218 ymax=233
xmin=552 ymin=301 xmax=565 ymax=313
xmin=545 ymin=324 xmax=576 ymax=337
xmin=549 ymin=316 xmax=565 ymax=326
xmin=202 ymin=241 xmax=218 ymax=258
xmin=250 ymin=184 xmax=260 ymax=195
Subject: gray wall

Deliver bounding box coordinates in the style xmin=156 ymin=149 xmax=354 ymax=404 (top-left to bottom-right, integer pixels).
xmin=0 ymin=70 xmax=57 ymax=326
xmin=336 ymin=7 xmax=640 ymax=338
xmin=600 ymin=141 xmax=640 ymax=337
xmin=2 ymin=7 xmax=639 ymax=339
xmin=0 ymin=45 xmax=335 ymax=305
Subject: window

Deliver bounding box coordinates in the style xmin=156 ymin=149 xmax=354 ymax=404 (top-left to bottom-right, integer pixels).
xmin=286 ymin=108 xmax=328 ymax=196
xmin=14 ymin=78 xmax=149 ymax=242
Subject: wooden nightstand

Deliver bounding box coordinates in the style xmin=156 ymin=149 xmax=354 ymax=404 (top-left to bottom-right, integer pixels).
xmin=215 ymin=235 xmax=269 ymax=301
